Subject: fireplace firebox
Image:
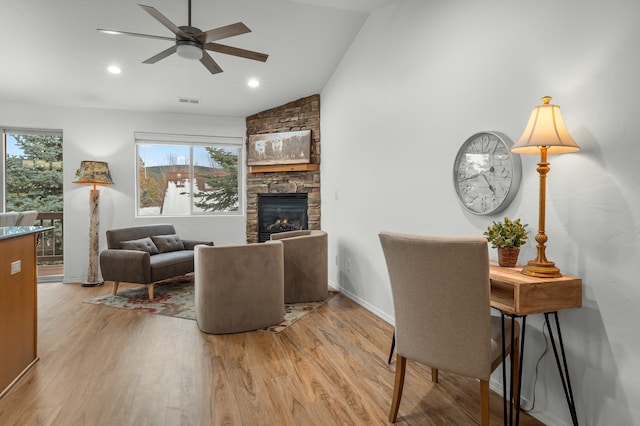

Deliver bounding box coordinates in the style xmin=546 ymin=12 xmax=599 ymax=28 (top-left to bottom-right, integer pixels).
xmin=258 ymin=194 xmax=308 ymax=242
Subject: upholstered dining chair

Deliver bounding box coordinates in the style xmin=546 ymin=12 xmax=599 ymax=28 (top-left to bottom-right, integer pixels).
xmin=379 ymin=232 xmax=520 ymax=425
xmin=0 ymin=212 xmax=19 ymax=226
xmin=15 ymin=210 xmax=39 ymax=226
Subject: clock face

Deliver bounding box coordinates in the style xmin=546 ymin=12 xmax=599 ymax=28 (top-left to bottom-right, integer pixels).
xmin=453 ymin=132 xmax=522 ymax=215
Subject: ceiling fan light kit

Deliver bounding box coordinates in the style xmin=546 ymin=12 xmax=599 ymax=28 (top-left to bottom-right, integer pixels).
xmin=177 ymin=41 xmax=203 ymax=60
xmin=98 ymin=0 xmax=268 ymax=74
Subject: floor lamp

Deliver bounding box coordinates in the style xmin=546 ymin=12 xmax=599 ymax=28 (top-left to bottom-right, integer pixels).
xmin=510 ymin=96 xmax=579 ymax=278
xmin=73 ymin=161 xmax=114 ymax=287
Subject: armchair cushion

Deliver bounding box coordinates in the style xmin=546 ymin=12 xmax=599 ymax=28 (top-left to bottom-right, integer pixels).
xmin=151 ymin=234 xmax=184 ymax=253
xmin=120 ymin=237 xmax=159 ymax=255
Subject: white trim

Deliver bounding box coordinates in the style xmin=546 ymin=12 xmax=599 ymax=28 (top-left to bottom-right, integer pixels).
xmin=134 ymin=131 xmax=242 ymax=146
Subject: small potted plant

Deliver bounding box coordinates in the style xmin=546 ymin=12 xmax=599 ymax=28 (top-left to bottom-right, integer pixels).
xmin=483 ymin=217 xmax=529 ymax=267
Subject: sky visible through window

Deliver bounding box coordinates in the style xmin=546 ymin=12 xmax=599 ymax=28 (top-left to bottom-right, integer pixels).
xmin=6 ymin=135 xmax=22 ymax=156
xmin=138 ymin=144 xmax=220 ymax=168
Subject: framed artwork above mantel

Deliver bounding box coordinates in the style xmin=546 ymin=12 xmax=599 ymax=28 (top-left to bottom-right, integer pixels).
xmin=248 ymin=130 xmax=311 ymax=166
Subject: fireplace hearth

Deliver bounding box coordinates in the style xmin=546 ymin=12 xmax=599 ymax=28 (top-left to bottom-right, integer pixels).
xmin=258 ymin=194 xmax=308 ymax=242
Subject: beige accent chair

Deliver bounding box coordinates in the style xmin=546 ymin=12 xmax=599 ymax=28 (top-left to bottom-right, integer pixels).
xmin=379 ymin=232 xmax=520 ymax=425
xmin=194 ymin=242 xmax=284 ymax=334
xmin=269 ymin=230 xmax=328 ymax=303
xmin=16 ymin=211 xmax=39 ymax=226
xmin=0 ymin=212 xmax=19 ymax=226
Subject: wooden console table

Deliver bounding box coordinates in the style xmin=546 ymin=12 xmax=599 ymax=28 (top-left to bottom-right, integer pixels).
xmin=386 ymin=263 xmax=583 ymax=425
xmin=490 ymin=264 xmax=582 ymax=426
xmin=0 ymin=226 xmax=52 ymax=398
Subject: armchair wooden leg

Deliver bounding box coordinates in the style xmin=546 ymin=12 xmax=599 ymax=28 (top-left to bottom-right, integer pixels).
xmin=480 ymin=379 xmax=489 ymax=426
xmin=389 ymin=355 xmax=406 ymax=423
xmin=431 ymin=367 xmax=439 ymax=383
xmin=112 ymin=281 xmax=120 ymax=295
xmin=147 ymin=284 xmax=154 ymax=300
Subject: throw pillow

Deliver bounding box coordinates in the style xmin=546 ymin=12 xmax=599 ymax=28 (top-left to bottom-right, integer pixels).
xmin=120 ymin=237 xmax=159 ymax=255
xmin=151 ymin=234 xmax=185 ymax=253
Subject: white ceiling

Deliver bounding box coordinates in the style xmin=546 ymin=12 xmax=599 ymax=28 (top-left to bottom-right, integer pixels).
xmin=0 ymin=0 xmax=392 ymax=117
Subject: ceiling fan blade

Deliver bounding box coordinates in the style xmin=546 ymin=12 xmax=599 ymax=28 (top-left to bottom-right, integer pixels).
xmin=200 ymin=51 xmax=223 ymax=74
xmin=139 ymin=4 xmax=191 ymax=39
xmin=97 ymin=28 xmax=174 ymax=41
xmin=143 ymin=45 xmax=177 ymax=64
xmin=194 ymin=22 xmax=251 ymax=44
xmin=204 ymin=43 xmax=269 ymax=62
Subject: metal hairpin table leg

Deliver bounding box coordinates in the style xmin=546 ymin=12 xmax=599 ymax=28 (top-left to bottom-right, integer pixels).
xmin=501 ymin=312 xmax=526 ymax=426
xmin=544 ymin=312 xmax=579 ymax=426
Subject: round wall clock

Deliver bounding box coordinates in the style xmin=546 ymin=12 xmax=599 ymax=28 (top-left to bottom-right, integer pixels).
xmin=453 ymin=131 xmax=522 ymax=215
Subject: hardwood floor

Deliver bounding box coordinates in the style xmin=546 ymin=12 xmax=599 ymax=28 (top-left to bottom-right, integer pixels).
xmin=0 ymin=282 xmax=544 ymax=426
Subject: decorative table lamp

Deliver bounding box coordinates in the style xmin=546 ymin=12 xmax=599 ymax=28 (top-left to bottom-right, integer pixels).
xmin=73 ymin=161 xmax=114 ymax=287
xmin=510 ymin=96 xmax=579 ymax=278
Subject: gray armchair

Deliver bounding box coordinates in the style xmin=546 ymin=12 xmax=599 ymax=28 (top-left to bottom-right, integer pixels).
xmin=100 ymin=223 xmax=213 ymax=299
xmin=269 ymin=230 xmax=328 ymax=303
xmin=194 ymin=242 xmax=284 ymax=334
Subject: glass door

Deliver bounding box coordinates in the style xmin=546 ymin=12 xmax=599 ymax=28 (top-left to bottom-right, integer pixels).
xmin=3 ymin=129 xmax=64 ymax=281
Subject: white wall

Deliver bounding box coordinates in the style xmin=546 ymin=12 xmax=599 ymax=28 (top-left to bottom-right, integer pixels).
xmin=0 ymin=101 xmax=247 ymax=283
xmin=321 ymin=0 xmax=640 ymax=425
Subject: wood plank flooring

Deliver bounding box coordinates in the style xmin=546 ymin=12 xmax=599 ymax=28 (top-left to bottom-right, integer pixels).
xmin=0 ymin=282 xmax=544 ymax=425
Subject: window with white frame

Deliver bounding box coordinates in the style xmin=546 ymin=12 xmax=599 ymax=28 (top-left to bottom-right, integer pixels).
xmin=135 ymin=132 xmax=243 ymax=217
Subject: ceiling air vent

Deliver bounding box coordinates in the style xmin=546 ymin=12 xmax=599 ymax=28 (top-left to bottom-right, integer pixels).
xmin=178 ymin=97 xmax=200 ymax=104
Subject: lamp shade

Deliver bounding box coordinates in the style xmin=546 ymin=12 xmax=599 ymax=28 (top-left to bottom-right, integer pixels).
xmin=72 ymin=161 xmax=114 ymax=186
xmin=510 ymin=96 xmax=580 ymax=155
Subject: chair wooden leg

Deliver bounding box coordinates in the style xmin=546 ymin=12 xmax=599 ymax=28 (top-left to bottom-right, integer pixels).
xmin=112 ymin=281 xmax=120 ymax=295
xmin=480 ymin=379 xmax=489 ymax=426
xmin=147 ymin=284 xmax=154 ymax=300
xmin=431 ymin=367 xmax=439 ymax=383
xmin=389 ymin=355 xmax=406 ymax=423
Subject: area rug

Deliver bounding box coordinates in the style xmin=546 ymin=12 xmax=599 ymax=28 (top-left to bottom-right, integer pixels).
xmin=83 ymin=274 xmax=337 ymax=333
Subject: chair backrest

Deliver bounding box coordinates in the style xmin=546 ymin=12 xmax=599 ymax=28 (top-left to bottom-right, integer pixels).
xmin=270 ymin=229 xmax=317 ymax=240
xmin=15 ymin=210 xmax=39 ymax=226
xmin=0 ymin=212 xmax=19 ymax=226
xmin=379 ymin=232 xmax=493 ymax=380
xmin=105 ymin=223 xmax=177 ymax=249
xmin=270 ymin=230 xmax=328 ymax=303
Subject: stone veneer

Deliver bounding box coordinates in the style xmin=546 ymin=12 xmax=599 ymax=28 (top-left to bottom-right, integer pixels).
xmin=245 ymin=94 xmax=321 ymax=243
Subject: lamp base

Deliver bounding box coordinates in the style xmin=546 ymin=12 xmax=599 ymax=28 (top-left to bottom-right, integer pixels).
xmin=81 ymin=281 xmax=103 ymax=287
xmin=520 ymin=260 xmax=562 ymax=278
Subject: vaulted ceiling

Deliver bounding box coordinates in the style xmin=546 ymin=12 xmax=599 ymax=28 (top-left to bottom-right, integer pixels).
xmin=0 ymin=0 xmax=392 ymax=117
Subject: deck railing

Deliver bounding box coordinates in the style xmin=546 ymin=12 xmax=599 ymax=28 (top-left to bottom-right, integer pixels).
xmin=35 ymin=212 xmax=63 ymax=264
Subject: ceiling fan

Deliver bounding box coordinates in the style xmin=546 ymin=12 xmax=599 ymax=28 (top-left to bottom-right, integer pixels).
xmin=97 ymin=0 xmax=268 ymax=74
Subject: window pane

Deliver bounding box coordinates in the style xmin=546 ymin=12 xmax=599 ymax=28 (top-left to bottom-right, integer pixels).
xmin=5 ymin=132 xmax=63 ymax=213
xmin=137 ymin=144 xmax=190 ymax=216
xmin=192 ymin=146 xmax=240 ymax=213
xmin=136 ymin=140 xmax=241 ymax=217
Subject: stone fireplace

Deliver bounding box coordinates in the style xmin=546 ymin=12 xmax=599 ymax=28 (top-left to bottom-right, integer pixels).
xmin=258 ymin=193 xmax=308 ymax=242
xmin=245 ymin=94 xmax=321 ymax=243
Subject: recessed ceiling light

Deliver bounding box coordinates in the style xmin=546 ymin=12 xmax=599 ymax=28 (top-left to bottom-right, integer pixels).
xmin=107 ymin=65 xmax=121 ymax=74
xmin=248 ymin=78 xmax=260 ymax=88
